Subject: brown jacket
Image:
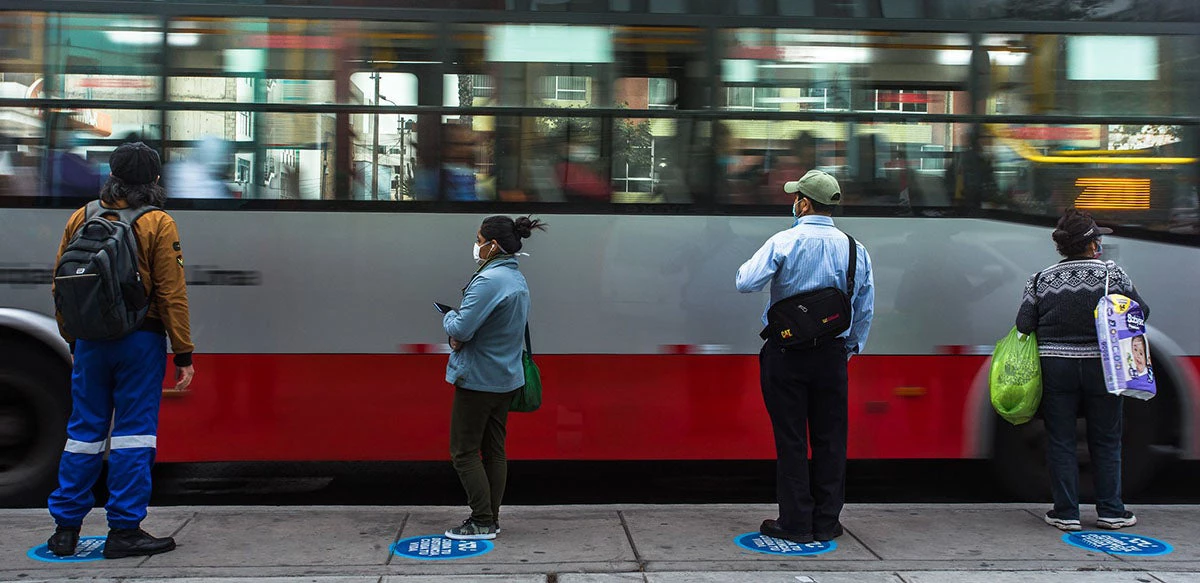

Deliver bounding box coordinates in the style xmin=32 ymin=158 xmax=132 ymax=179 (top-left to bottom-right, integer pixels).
xmin=54 ymin=200 xmax=194 ymax=365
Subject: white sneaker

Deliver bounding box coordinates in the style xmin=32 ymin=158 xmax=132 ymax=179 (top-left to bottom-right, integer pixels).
xmin=1097 ymin=512 xmax=1138 ymax=530
xmin=1045 ymin=511 xmax=1082 ymax=531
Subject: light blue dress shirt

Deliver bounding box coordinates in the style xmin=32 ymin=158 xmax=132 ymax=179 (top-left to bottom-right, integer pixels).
xmin=735 ymin=215 xmax=876 ymax=357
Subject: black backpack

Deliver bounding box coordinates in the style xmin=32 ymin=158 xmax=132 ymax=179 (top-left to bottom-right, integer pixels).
xmin=54 ymin=201 xmax=160 ymax=341
xmin=761 ymin=233 xmax=858 ymax=349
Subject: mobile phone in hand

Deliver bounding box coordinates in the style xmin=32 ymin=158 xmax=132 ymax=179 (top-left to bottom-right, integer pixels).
xmin=434 ymin=302 xmax=454 ymax=314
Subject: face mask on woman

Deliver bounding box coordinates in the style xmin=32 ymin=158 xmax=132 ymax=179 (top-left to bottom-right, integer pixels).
xmin=1094 ymin=240 xmax=1104 ymax=259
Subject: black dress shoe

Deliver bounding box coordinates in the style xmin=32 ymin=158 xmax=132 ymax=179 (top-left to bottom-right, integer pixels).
xmin=759 ymin=519 xmax=814 ymax=544
xmin=815 ymin=522 xmax=844 ymax=542
xmin=47 ymin=526 xmax=80 ymax=557
xmin=103 ymin=528 xmax=176 ymax=559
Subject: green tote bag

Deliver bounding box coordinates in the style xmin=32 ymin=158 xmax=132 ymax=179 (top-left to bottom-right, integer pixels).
xmin=510 ymin=324 xmax=542 ymax=413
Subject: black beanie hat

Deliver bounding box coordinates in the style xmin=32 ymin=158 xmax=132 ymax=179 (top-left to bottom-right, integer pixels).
xmin=109 ymin=142 xmax=161 ymax=186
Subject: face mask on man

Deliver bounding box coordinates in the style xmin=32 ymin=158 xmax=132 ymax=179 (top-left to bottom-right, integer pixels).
xmin=472 ymin=242 xmax=484 ymax=264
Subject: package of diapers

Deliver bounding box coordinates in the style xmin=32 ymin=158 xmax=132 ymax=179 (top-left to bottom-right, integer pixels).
xmin=1095 ymin=294 xmax=1156 ymax=400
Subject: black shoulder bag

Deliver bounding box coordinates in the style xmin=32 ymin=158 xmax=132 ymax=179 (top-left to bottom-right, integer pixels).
xmin=760 ymin=233 xmax=857 ymax=349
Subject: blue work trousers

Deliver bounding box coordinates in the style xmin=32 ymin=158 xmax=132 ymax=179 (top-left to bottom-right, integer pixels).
xmin=48 ymin=331 xmax=167 ymax=530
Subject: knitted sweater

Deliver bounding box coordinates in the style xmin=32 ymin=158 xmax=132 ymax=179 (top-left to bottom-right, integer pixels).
xmin=1015 ymin=259 xmax=1149 ymax=358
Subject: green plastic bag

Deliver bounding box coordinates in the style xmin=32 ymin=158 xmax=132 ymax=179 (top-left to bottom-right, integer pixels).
xmin=510 ymin=326 xmax=542 ymax=413
xmin=989 ymin=327 xmax=1042 ymax=425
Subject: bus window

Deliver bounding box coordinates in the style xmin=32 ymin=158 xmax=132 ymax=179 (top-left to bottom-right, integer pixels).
xmin=977 ymin=123 xmax=1197 ymax=230
xmin=715 ymin=118 xmax=974 ymax=210
xmin=165 ymin=111 xmax=338 ymax=201
xmin=447 ymin=112 xmax=696 ymax=204
xmin=13 ymin=13 xmax=164 ymax=102
xmin=169 ymin=18 xmax=436 ymax=105
xmin=983 ymin=33 xmax=1200 ymax=116
xmin=449 ymin=23 xmax=702 ymax=110
xmin=0 ymin=108 xmax=42 ymax=199
xmin=714 ymin=119 xmax=839 ymax=205
xmin=850 ymin=122 xmax=972 ymax=210
xmin=719 ymin=29 xmax=970 ymax=114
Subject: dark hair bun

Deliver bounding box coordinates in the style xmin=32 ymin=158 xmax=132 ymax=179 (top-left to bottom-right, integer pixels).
xmin=513 ymin=216 xmax=546 ymax=239
xmin=1051 ymin=228 xmax=1072 ymax=245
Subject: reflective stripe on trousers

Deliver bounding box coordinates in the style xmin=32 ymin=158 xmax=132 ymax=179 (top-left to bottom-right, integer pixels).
xmin=63 ymin=434 xmax=158 ymax=454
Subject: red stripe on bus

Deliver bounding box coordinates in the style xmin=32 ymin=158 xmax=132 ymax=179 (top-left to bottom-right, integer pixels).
xmin=157 ymin=353 xmax=1002 ymax=463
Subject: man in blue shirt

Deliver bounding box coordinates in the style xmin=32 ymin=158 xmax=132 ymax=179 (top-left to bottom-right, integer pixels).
xmin=736 ymin=170 xmax=875 ymax=544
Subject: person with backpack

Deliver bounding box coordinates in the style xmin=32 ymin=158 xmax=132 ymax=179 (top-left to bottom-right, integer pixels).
xmin=735 ymin=170 xmax=875 ymax=544
xmin=46 ymin=142 xmax=195 ymax=559
xmin=442 ymin=215 xmax=545 ymax=541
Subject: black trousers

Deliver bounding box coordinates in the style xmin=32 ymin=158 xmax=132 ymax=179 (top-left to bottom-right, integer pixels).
xmin=759 ymin=338 xmax=849 ymax=536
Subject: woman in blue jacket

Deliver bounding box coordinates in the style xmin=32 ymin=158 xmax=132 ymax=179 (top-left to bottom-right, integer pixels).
xmin=443 ymin=215 xmax=545 ymax=540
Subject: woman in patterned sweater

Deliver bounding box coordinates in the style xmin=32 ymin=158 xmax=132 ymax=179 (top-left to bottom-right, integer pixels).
xmin=1015 ymin=208 xmax=1149 ymax=533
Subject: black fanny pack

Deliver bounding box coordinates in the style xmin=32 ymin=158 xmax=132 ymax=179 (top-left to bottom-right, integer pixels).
xmin=760 ymin=233 xmax=857 ymax=348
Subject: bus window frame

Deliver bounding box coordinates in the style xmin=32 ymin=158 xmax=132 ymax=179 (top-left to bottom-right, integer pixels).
xmin=1 ymin=5 xmax=1196 ymax=245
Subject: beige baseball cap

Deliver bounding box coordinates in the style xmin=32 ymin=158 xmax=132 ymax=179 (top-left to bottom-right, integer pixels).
xmin=783 ymin=170 xmax=842 ymax=205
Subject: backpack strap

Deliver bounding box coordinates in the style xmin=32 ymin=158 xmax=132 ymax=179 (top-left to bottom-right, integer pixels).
xmin=845 ymin=233 xmax=857 ymax=302
xmin=86 ymin=201 xmax=161 ymax=226
xmin=112 ymin=205 xmax=161 ymax=226
xmin=525 ymin=324 xmax=533 ymax=356
xmin=84 ymin=200 xmax=105 ymax=221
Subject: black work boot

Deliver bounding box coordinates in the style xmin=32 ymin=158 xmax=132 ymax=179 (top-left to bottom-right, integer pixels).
xmin=102 ymin=528 xmax=176 ymax=559
xmin=47 ymin=526 xmax=80 ymax=557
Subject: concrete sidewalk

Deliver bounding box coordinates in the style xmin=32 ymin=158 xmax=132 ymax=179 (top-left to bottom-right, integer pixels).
xmin=1 ymin=504 xmax=1197 ymax=582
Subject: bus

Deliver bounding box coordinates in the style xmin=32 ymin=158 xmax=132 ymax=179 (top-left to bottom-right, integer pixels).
xmin=1 ymin=0 xmax=1198 ymax=505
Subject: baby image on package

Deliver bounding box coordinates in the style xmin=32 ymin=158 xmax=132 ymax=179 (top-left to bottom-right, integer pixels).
xmin=1095 ymin=294 xmax=1156 ymax=400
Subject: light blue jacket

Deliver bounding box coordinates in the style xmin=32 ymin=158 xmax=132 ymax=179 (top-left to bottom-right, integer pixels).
xmin=444 ymin=256 xmax=530 ymax=393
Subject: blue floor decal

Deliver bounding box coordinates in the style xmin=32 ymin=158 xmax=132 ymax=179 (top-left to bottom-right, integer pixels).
xmin=734 ymin=532 xmax=837 ymax=556
xmin=391 ymin=535 xmax=494 ymax=561
xmin=27 ymin=536 xmax=107 ymax=562
xmin=1062 ymin=532 xmax=1173 ymax=557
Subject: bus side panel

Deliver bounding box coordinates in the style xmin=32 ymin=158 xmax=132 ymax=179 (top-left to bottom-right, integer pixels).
xmin=155 ymin=353 xmax=982 ymax=462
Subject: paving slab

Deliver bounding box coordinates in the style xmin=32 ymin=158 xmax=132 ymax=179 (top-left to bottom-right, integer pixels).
xmin=846 ymin=506 xmax=1123 ymax=564
xmin=385 ymin=506 xmax=637 ymax=575
xmin=3 ymin=504 xmax=1198 ymax=580
xmin=622 ymin=504 xmax=876 ymax=571
xmin=126 ymin=579 xmax=380 ymax=583
xmin=901 ymin=571 xmax=1161 ymax=583
xmin=1104 ymin=507 xmax=1200 ymax=564
xmin=383 ymin=576 xmax=546 ymax=583
xmin=646 ymin=571 xmax=904 ymax=582
xmin=1152 ymin=574 xmax=1200 ymax=583
xmin=558 ymin=575 xmax=646 ymax=583
xmin=0 ymin=579 xmax=122 ymax=583
xmin=0 ymin=507 xmax=193 ymax=574
xmin=141 ymin=507 xmax=401 ymax=568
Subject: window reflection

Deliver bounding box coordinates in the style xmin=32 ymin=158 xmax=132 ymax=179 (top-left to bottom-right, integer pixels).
xmin=719 ymin=30 xmax=971 ymax=114
xmin=0 ymin=9 xmax=1194 ymax=235
xmin=983 ymin=34 xmax=1200 ymax=116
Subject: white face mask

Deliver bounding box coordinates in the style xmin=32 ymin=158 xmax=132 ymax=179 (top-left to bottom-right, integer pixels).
xmin=472 ymin=242 xmax=484 ymax=264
